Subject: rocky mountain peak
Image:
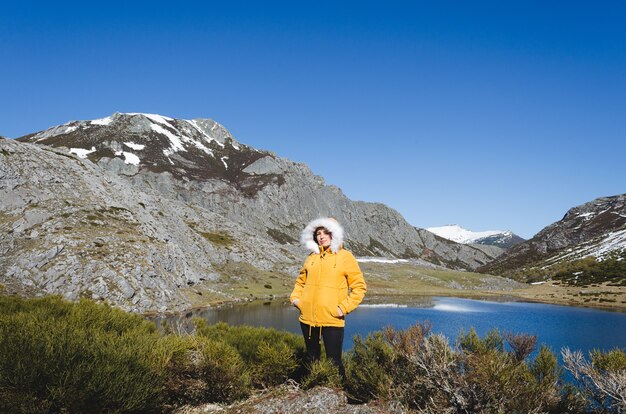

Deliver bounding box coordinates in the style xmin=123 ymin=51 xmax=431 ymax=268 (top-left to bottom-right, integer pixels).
xmin=17 ymin=113 xmax=282 ymax=196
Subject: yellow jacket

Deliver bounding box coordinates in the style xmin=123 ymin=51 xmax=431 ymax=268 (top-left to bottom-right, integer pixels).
xmin=290 ymin=245 xmax=366 ymax=328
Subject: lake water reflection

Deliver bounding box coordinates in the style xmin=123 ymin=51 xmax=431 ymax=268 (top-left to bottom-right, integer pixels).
xmin=158 ymin=297 xmax=626 ymax=354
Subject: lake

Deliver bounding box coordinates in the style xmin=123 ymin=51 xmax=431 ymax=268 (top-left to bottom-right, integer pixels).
xmin=157 ymin=296 xmax=626 ymax=355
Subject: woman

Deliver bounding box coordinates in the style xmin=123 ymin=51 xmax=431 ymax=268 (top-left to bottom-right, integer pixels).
xmin=290 ymin=217 xmax=367 ymax=376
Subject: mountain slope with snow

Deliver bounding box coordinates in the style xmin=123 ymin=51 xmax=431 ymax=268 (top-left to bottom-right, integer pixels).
xmin=427 ymin=224 xmax=525 ymax=249
xmin=480 ymin=194 xmax=626 ymax=284
xmin=18 ymin=112 xmax=277 ymax=195
xmin=15 ymin=112 xmax=501 ymax=269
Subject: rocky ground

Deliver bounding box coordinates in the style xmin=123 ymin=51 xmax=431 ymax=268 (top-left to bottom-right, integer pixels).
xmin=173 ymin=384 xmax=404 ymax=414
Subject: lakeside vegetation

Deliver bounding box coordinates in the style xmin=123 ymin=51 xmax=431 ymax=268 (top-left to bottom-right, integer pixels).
xmin=187 ymin=260 xmax=626 ymax=311
xmin=1 ymin=296 xmax=624 ymax=413
xmin=513 ymin=250 xmax=626 ymax=287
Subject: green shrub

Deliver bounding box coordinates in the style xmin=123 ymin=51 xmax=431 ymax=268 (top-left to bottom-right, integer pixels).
xmin=300 ymin=359 xmax=342 ymax=390
xmin=254 ymin=341 xmax=300 ymax=387
xmin=551 ymin=250 xmax=626 ymax=286
xmin=590 ymin=348 xmax=626 ymax=372
xmin=459 ymin=332 xmax=560 ymax=414
xmin=457 ymin=327 xmax=505 ymax=354
xmin=0 ymin=296 xmax=168 ymax=414
xmin=343 ymin=331 xmax=395 ymax=403
xmin=343 ymin=323 xmax=561 ymax=413
xmin=379 ymin=323 xmax=471 ymax=412
xmin=194 ymin=320 xmax=304 ymax=387
xmin=463 ymin=348 xmax=560 ymax=413
xmin=162 ymin=334 xmax=250 ymax=405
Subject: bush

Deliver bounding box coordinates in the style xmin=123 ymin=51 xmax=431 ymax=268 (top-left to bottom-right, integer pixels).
xmin=562 ymin=347 xmax=626 ymax=413
xmin=194 ymin=320 xmax=304 ymax=387
xmin=0 ymin=296 xmax=168 ymax=414
xmin=254 ymin=341 xmax=300 ymax=387
xmin=343 ymin=324 xmax=562 ymax=413
xmin=384 ymin=325 xmax=463 ymax=412
xmin=162 ymin=335 xmax=250 ymax=405
xmin=457 ymin=327 xmax=505 ymax=354
xmin=300 ymin=359 xmax=342 ymax=390
xmin=459 ymin=330 xmax=561 ymax=414
xmin=343 ymin=331 xmax=395 ymax=403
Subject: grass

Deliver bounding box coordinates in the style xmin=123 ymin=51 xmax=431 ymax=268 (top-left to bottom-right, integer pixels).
xmin=186 ymin=222 xmax=236 ymax=248
xmin=199 ymin=231 xmax=235 ymax=247
xmin=351 ymin=262 xmax=626 ymax=311
xmin=212 ymin=261 xmax=293 ymax=299
xmin=177 ymin=260 xmax=624 ymax=312
xmin=360 ymin=262 xmax=521 ymax=298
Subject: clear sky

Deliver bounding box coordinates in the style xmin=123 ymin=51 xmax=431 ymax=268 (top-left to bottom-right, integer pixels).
xmin=2 ymin=1 xmax=625 ymax=239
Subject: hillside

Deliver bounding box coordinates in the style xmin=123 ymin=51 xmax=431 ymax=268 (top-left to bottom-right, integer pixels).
xmin=479 ymin=194 xmax=626 ymax=287
xmin=2 ymin=114 xmax=504 ymax=312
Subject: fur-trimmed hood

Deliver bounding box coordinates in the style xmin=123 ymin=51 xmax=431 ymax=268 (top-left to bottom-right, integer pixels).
xmin=301 ymin=217 xmax=345 ymax=254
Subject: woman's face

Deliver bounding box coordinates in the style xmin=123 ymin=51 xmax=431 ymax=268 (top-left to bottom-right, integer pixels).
xmin=315 ymin=228 xmax=332 ymax=248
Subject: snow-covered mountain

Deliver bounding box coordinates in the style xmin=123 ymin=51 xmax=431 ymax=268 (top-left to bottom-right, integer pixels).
xmin=427 ymin=225 xmax=525 ymax=249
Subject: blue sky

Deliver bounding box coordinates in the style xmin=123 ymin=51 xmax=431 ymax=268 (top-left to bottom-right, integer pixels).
xmin=2 ymin=1 xmax=625 ymax=239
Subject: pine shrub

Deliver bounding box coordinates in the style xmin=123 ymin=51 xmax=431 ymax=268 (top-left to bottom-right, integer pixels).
xmin=0 ymin=296 xmax=168 ymax=413
xmin=343 ymin=331 xmax=395 ymax=403
xmin=254 ymin=341 xmax=300 ymax=387
xmin=459 ymin=330 xmax=561 ymax=413
xmin=194 ymin=320 xmax=304 ymax=387
xmin=300 ymin=359 xmax=342 ymax=390
xmin=162 ymin=334 xmax=251 ymax=405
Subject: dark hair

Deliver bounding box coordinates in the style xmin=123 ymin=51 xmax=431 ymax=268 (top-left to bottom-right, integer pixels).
xmin=313 ymin=226 xmax=332 ymax=244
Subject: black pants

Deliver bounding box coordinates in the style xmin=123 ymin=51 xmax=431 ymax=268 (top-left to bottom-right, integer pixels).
xmin=300 ymin=322 xmax=345 ymax=377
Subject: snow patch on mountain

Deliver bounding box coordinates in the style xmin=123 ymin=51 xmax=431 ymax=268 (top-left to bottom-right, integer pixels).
xmin=124 ymin=142 xmax=145 ymax=151
xmin=151 ymin=123 xmax=186 ymax=155
xmin=69 ymin=147 xmax=96 ymax=158
xmin=34 ymin=123 xmax=79 ymax=141
xmin=427 ymin=224 xmax=509 ymax=244
xmin=548 ymin=228 xmax=626 ymax=263
xmin=91 ymin=117 xmax=113 ymax=126
xmin=357 ymin=257 xmax=409 ymax=264
xmin=27 ymin=114 xmax=233 ymax=160
xmin=187 ymin=119 xmax=224 ymax=148
xmin=127 ymin=113 xmax=174 ymax=126
xmin=114 ymin=150 xmax=140 ymax=165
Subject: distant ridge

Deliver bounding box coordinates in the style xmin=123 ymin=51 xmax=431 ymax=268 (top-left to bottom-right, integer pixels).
xmin=427 ymin=224 xmax=525 ymax=249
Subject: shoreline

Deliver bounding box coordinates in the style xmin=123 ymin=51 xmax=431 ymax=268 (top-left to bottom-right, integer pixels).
xmin=150 ymin=288 xmax=626 ymax=318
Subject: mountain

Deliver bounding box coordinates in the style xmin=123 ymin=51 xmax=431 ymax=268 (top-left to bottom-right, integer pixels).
xmin=1 ymin=113 xmax=504 ymax=312
xmin=479 ymin=194 xmax=626 ymax=284
xmin=427 ymin=224 xmax=525 ymax=249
